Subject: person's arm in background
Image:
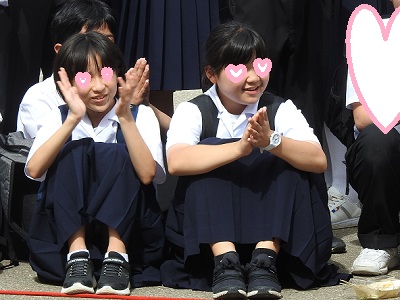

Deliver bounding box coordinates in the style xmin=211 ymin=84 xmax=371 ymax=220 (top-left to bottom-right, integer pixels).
xmin=346 ymin=68 xmax=373 ymax=132
xmin=351 ymin=102 xmax=373 ymax=132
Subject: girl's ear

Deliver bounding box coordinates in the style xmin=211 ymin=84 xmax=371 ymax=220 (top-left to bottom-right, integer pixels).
xmin=54 ymin=43 xmax=62 ymax=54
xmin=205 ymin=66 xmax=217 ymax=84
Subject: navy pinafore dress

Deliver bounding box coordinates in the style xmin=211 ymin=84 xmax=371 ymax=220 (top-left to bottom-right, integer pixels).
xmin=28 ymin=105 xmax=165 ymax=287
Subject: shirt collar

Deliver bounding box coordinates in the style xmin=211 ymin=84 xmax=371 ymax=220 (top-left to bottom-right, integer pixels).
xmin=204 ymin=84 xmax=259 ymax=118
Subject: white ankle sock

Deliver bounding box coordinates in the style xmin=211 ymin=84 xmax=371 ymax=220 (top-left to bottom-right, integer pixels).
xmin=67 ymin=249 xmax=89 ymax=261
xmin=105 ymin=251 xmax=129 ymax=262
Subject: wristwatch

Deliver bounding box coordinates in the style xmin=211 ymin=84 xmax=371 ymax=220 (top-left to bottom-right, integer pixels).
xmin=260 ymin=131 xmax=282 ymax=152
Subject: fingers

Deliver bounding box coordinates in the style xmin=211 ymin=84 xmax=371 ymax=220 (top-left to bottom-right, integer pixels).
xmin=56 ymin=67 xmax=75 ymax=101
xmin=128 ymin=58 xmax=147 ymax=80
xmin=56 ymin=67 xmax=70 ymax=91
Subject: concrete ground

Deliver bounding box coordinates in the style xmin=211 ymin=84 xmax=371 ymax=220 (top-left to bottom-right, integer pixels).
xmin=3 ymin=227 xmax=396 ymax=300
xmin=1 ymin=91 xmax=399 ymax=299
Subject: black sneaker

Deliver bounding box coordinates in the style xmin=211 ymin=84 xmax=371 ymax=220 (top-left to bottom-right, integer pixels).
xmin=61 ymin=251 xmax=96 ymax=294
xmin=96 ymin=251 xmax=131 ymax=295
xmin=212 ymin=251 xmax=247 ymax=299
xmin=246 ymin=252 xmax=282 ymax=299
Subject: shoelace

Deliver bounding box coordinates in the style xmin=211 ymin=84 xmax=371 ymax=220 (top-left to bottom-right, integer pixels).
xmin=328 ymin=193 xmax=346 ymax=210
xmin=102 ymin=263 xmax=124 ymax=277
xmin=68 ymin=260 xmax=88 ymax=277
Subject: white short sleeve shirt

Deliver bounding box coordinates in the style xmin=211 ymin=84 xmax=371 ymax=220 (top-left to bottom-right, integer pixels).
xmin=17 ymin=76 xmax=66 ymax=139
xmin=166 ymin=85 xmax=319 ymax=151
xmin=25 ymin=101 xmax=166 ymax=184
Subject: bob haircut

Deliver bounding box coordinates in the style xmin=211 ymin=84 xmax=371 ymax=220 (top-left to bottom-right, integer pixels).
xmin=201 ymin=21 xmax=269 ymax=90
xmin=53 ymin=31 xmax=126 ymax=94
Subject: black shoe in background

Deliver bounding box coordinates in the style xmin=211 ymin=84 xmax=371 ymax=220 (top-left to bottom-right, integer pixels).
xmin=332 ymin=236 xmax=346 ymax=254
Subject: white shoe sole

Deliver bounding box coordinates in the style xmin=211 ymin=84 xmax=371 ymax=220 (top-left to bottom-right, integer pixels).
xmin=332 ymin=217 xmax=359 ymax=229
xmin=96 ymin=283 xmax=131 ymax=295
xmin=61 ymin=282 xmax=95 ymax=294
xmin=212 ymin=289 xmax=247 ymax=299
xmin=351 ymin=258 xmax=398 ymax=275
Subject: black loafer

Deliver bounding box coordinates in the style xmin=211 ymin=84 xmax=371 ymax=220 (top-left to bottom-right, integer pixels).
xmin=332 ymin=236 xmax=346 ymax=254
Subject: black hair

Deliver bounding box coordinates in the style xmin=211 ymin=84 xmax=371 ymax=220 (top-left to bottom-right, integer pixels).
xmin=51 ymin=0 xmax=116 ymax=45
xmin=201 ymin=21 xmax=268 ymax=90
xmin=53 ymin=31 xmax=126 ymax=95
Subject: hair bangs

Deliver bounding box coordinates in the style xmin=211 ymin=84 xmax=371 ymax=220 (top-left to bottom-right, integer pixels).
xmin=221 ymin=30 xmax=267 ymax=67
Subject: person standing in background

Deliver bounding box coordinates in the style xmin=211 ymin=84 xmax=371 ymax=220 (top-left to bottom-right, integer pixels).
xmin=111 ymin=0 xmax=220 ymax=117
xmin=0 ymin=0 xmax=52 ymax=134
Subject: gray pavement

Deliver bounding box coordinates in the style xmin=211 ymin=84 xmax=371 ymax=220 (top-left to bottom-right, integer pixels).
xmin=3 ymin=227 xmax=397 ymax=300
xmin=1 ymin=90 xmax=399 ymax=299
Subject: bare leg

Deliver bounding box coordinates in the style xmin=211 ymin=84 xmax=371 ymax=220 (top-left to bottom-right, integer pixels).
xmin=210 ymin=241 xmax=236 ymax=256
xmin=68 ymin=226 xmax=87 ymax=252
xmin=256 ymin=239 xmax=281 ymax=253
xmin=107 ymin=227 xmax=127 ymax=254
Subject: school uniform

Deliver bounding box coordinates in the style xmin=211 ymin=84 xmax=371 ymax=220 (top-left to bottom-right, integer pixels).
xmin=17 ymin=76 xmax=66 ymax=139
xmin=345 ymin=68 xmax=400 ymax=250
xmin=25 ymin=98 xmax=167 ymax=287
xmin=161 ymin=85 xmax=350 ymax=291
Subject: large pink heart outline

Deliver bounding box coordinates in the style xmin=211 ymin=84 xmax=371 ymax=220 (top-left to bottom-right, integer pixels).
xmin=346 ymin=4 xmax=400 ymax=134
xmin=75 ymin=72 xmax=91 ymax=89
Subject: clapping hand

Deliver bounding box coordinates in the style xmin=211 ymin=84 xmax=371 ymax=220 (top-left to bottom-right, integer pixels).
xmin=116 ymin=58 xmax=150 ymax=117
xmin=56 ymin=67 xmax=86 ymax=121
xmin=246 ymin=107 xmax=273 ymax=149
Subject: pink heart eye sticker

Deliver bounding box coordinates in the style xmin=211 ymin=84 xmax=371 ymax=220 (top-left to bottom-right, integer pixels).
xmin=101 ymin=67 xmax=114 ymax=82
xmin=225 ymin=64 xmax=247 ymax=83
xmin=253 ymin=58 xmax=272 ymax=78
xmin=75 ymin=72 xmax=91 ymax=89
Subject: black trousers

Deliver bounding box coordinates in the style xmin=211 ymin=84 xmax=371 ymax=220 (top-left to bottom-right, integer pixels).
xmin=345 ymin=125 xmax=400 ymax=249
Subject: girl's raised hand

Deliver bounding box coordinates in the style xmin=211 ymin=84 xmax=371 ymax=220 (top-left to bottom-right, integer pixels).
xmin=117 ymin=58 xmax=150 ymax=115
xmin=56 ymin=67 xmax=86 ymax=121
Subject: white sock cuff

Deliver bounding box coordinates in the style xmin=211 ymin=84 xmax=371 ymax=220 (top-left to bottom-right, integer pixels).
xmin=105 ymin=251 xmax=129 ymax=263
xmin=67 ymin=249 xmax=89 ymax=261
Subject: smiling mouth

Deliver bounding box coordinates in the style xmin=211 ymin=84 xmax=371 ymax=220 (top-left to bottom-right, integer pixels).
xmin=92 ymin=95 xmax=107 ymax=101
xmin=243 ymin=86 xmax=259 ymax=92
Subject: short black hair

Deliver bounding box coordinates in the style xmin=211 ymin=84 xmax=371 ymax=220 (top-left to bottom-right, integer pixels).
xmin=51 ymin=0 xmax=116 ymax=45
xmin=53 ymin=31 xmax=126 ymax=95
xmin=202 ymin=21 xmax=268 ymax=90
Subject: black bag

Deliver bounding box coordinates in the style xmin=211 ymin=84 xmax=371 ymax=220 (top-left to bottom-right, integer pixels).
xmin=0 ymin=131 xmax=40 ymax=267
xmin=324 ymin=54 xmax=355 ymax=148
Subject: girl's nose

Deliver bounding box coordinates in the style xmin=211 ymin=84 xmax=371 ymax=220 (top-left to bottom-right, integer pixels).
xmin=92 ymin=75 xmax=106 ymax=91
xmin=246 ymin=68 xmax=260 ymax=82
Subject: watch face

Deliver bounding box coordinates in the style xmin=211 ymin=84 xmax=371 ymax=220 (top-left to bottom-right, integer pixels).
xmin=272 ymin=133 xmax=280 ymax=144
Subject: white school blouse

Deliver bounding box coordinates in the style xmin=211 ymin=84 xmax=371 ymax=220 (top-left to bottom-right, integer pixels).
xmin=23 ymin=80 xmax=165 ymax=184
xmin=166 ymin=84 xmax=319 ymax=151
xmin=17 ymin=76 xmax=65 ymax=139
